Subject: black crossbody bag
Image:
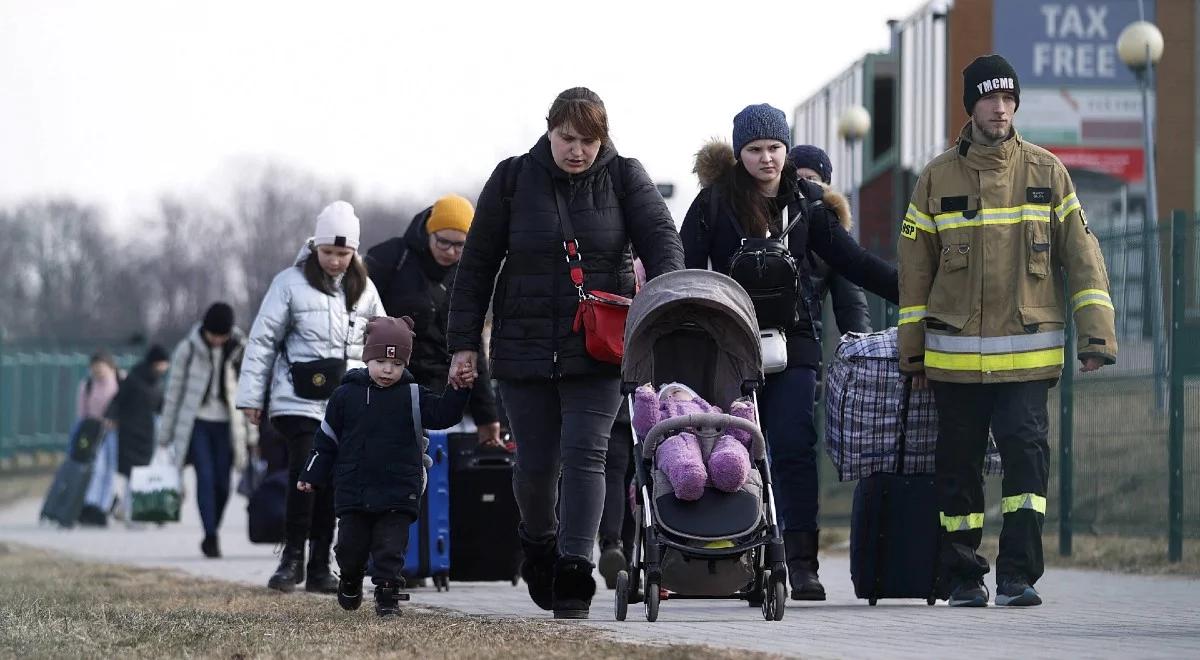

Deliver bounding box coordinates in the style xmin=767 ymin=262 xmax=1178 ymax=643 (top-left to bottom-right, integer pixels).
xmin=281 ymin=308 xmax=355 ymax=401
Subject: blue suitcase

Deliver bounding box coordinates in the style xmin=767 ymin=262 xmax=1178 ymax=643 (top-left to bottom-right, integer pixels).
xmin=404 ymin=429 xmax=451 ymax=590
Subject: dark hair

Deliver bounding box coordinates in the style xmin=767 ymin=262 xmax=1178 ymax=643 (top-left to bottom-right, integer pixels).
xmin=300 ymin=247 xmax=369 ymax=312
xmin=89 ymin=350 xmax=117 ymax=371
xmin=724 ymin=160 xmax=798 ymax=238
xmin=546 ymin=87 xmax=609 ymax=143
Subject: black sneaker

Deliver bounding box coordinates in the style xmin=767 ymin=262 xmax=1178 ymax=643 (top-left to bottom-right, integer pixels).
xmin=995 ymin=579 xmax=1042 ymax=607
xmin=947 ymin=578 xmax=989 ymax=607
xmin=338 ymin=576 xmax=363 ymax=611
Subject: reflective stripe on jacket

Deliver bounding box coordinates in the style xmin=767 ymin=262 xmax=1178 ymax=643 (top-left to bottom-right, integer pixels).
xmin=898 ymin=124 xmax=1117 ymax=384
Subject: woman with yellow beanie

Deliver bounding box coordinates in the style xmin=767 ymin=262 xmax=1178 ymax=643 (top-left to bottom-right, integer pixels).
xmin=364 ymin=195 xmax=502 ymax=446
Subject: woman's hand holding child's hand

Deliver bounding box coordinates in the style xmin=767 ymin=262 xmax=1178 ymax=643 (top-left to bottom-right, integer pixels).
xmin=296 ymin=481 xmax=314 ymax=493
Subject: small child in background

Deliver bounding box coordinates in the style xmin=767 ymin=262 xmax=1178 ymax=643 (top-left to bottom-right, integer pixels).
xmin=298 ymin=315 xmax=473 ymax=617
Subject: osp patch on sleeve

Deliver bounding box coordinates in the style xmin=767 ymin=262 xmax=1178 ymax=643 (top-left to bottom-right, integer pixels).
xmin=900 ymin=219 xmax=919 ymax=240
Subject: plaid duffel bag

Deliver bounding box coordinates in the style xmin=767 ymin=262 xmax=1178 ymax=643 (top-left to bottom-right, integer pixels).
xmin=825 ymin=327 xmax=1002 ymax=481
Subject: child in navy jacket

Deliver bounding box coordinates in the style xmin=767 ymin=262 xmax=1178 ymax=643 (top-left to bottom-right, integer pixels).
xmin=298 ymin=316 xmax=472 ymax=617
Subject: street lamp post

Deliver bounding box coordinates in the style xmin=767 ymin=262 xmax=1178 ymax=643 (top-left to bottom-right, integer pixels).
xmin=837 ymin=105 xmax=872 ymax=241
xmin=1117 ymin=20 xmax=1166 ymax=410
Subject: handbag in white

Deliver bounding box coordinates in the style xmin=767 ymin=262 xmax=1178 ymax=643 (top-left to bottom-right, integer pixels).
xmin=760 ymin=328 xmax=788 ymax=374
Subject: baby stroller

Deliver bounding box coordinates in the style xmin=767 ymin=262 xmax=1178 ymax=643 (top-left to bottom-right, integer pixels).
xmin=616 ymin=269 xmax=787 ymax=622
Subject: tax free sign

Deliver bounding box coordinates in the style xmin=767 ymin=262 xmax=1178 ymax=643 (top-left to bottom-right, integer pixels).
xmin=994 ymin=0 xmax=1156 ymax=88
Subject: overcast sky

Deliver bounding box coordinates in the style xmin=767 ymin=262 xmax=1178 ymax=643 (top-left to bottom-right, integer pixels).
xmin=1 ymin=0 xmax=930 ymax=227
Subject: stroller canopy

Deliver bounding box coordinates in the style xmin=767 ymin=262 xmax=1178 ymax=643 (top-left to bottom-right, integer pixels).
xmin=623 ymin=269 xmax=762 ymax=405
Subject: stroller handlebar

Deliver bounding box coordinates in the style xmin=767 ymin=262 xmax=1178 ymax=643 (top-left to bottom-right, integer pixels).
xmin=642 ymin=413 xmax=765 ymax=458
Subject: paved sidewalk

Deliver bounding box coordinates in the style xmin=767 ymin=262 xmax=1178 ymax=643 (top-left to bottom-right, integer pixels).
xmin=2 ymin=474 xmax=1197 ymax=659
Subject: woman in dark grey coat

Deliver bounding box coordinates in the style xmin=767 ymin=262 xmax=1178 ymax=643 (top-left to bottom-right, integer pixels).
xmin=447 ymin=87 xmax=683 ymax=619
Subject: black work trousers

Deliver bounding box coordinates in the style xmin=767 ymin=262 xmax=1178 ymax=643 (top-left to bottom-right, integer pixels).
xmin=273 ymin=415 xmax=336 ymax=552
xmin=336 ymin=510 xmax=415 ymax=586
xmin=931 ymin=380 xmax=1051 ymax=586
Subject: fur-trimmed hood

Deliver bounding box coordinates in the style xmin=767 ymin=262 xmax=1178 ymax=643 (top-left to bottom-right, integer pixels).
xmin=692 ymin=139 xmax=852 ymax=231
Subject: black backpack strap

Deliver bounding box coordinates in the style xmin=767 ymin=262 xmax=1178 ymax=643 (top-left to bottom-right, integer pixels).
xmin=607 ymin=157 xmax=625 ymax=201
xmin=501 ymin=155 xmax=525 ymax=211
xmin=713 ymin=186 xmax=747 ymax=241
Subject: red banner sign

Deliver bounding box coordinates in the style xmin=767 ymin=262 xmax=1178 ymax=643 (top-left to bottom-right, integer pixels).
xmin=1047 ymin=146 xmax=1145 ymax=183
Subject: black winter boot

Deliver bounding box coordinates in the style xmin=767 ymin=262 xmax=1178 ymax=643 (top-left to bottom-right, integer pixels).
xmin=519 ymin=534 xmax=557 ymax=611
xmin=597 ymin=539 xmax=626 ymax=590
xmin=305 ymin=539 xmax=339 ymax=594
xmin=338 ymin=574 xmax=363 ymax=611
xmin=267 ymin=545 xmax=305 ymax=592
xmin=200 ymin=534 xmax=221 ymax=559
xmin=784 ymin=530 xmax=826 ymax=601
xmin=374 ymin=581 xmax=409 ymax=617
xmin=552 ymin=557 xmax=596 ymax=620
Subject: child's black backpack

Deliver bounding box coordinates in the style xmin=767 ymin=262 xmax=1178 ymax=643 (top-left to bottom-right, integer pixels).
xmin=716 ymin=190 xmax=815 ymax=331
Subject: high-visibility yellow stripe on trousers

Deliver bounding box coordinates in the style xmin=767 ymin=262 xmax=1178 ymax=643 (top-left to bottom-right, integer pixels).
xmin=1001 ymin=493 xmax=1047 ymax=515
xmin=940 ymin=512 xmax=985 ymax=533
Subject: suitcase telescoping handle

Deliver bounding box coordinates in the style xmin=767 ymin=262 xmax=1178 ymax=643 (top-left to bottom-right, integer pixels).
xmin=895 ymin=376 xmax=914 ymax=476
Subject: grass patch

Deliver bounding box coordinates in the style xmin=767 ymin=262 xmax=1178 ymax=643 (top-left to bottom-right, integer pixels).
xmin=0 ymin=543 xmax=780 ymax=660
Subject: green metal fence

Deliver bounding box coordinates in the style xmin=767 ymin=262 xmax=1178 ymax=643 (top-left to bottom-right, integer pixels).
xmin=819 ymin=211 xmax=1200 ymax=560
xmin=0 ymin=340 xmax=141 ymax=468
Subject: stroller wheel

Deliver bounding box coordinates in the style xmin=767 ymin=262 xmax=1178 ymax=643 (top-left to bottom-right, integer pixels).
xmin=615 ymin=571 xmax=629 ymax=621
xmin=645 ymin=581 xmax=660 ymax=622
xmin=769 ymin=580 xmax=787 ymax=621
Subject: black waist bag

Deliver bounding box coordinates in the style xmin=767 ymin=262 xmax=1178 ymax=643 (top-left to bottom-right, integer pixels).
xmin=289 ymin=357 xmax=345 ymax=400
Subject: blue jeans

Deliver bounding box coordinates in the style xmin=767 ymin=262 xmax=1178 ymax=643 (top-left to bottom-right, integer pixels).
xmin=760 ymin=366 xmax=819 ymax=533
xmin=84 ymin=427 xmax=118 ymax=510
xmin=188 ymin=420 xmax=233 ymax=536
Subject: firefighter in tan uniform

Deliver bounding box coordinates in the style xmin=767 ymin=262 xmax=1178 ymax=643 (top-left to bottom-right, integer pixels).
xmin=898 ymin=55 xmax=1117 ymax=607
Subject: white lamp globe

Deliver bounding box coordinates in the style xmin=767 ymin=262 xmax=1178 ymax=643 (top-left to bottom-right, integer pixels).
xmin=838 ymin=106 xmax=872 ymax=141
xmin=1117 ymin=21 xmax=1164 ymax=68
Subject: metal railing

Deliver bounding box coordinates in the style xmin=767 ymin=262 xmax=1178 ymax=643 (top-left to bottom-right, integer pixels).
xmin=0 ymin=340 xmax=141 ymax=468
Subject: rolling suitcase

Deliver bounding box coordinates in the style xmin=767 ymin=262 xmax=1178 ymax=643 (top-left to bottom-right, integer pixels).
xmin=40 ymin=458 xmax=94 ymax=527
xmin=247 ymin=469 xmax=288 ymax=544
xmin=403 ymin=429 xmax=451 ymax=590
xmin=849 ymin=379 xmax=941 ymax=605
xmin=448 ymin=432 xmax=521 ymax=583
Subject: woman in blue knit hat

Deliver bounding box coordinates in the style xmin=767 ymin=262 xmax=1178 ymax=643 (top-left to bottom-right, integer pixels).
xmin=679 ymin=104 xmax=898 ymax=601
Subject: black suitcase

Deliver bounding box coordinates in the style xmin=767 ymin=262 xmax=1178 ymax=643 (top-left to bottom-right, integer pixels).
xmin=849 ymin=379 xmax=941 ymax=605
xmin=448 ymin=432 xmax=521 ymax=583
xmin=40 ymin=458 xmax=94 ymax=527
xmin=247 ymin=469 xmax=288 ymax=544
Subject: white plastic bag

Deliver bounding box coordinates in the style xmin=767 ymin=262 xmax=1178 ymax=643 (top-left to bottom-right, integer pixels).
xmin=129 ymin=448 xmax=182 ymax=523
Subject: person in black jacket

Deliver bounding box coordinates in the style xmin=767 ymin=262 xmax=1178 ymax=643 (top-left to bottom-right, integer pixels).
xmin=364 ymin=195 xmax=502 ymax=447
xmin=679 ymin=104 xmax=898 ymax=602
xmin=106 ymin=345 xmax=170 ymax=478
xmin=446 ymin=87 xmax=684 ymax=619
xmin=299 ymin=316 xmax=471 ymax=617
xmin=788 ymin=145 xmax=873 ymax=336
